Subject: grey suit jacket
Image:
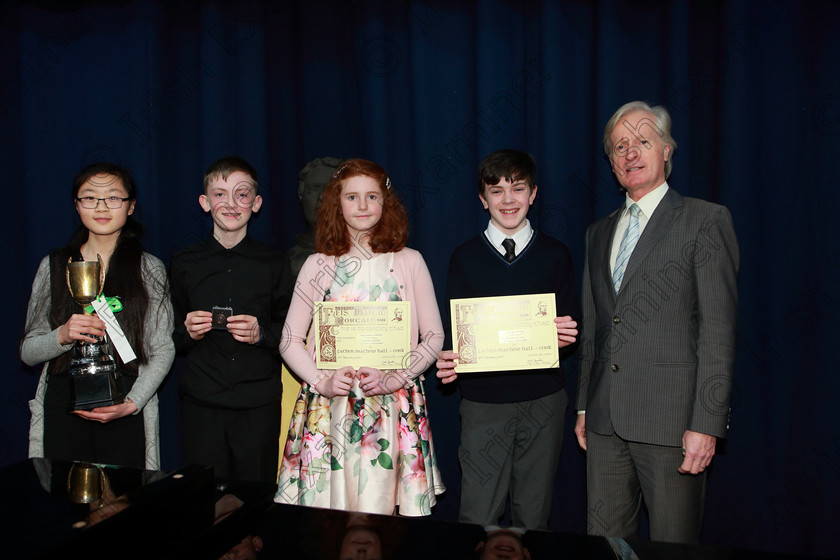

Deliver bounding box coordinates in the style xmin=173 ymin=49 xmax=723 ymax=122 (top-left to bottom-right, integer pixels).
xmin=576 ymin=188 xmax=739 ymax=447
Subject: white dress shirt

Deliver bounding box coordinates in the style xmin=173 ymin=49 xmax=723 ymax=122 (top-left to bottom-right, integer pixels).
xmin=609 ymin=182 xmax=669 ymax=275
xmin=485 ymin=220 xmax=534 ymax=258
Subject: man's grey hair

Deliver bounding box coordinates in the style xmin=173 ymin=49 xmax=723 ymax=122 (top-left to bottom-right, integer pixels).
xmin=603 ymin=101 xmax=677 ymax=178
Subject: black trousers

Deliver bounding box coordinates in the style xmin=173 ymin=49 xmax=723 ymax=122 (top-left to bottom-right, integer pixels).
xmin=43 ymin=373 xmax=145 ymax=469
xmin=181 ymin=399 xmax=283 ymax=484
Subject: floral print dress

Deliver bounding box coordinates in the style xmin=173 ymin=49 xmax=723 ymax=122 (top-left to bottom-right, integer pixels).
xmin=275 ymin=253 xmax=444 ymax=516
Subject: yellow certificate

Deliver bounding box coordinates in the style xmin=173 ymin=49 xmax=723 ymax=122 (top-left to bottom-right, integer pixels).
xmin=450 ymin=293 xmax=559 ymax=373
xmin=314 ymin=301 xmax=411 ymax=370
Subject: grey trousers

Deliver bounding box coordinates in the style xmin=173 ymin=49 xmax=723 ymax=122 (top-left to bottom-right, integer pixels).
xmin=458 ymin=389 xmax=567 ymax=529
xmin=586 ymin=431 xmax=707 ymax=544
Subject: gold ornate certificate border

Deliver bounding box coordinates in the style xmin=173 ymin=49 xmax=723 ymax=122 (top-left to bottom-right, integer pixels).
xmin=450 ymin=293 xmax=559 ymax=373
xmin=314 ymin=301 xmax=411 ymax=370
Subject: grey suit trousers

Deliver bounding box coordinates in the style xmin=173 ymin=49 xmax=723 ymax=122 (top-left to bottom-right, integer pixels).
xmin=458 ymin=390 xmax=567 ymax=529
xmin=586 ymin=431 xmax=706 ymax=543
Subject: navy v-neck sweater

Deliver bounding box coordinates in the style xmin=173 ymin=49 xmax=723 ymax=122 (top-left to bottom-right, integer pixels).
xmin=446 ymin=232 xmax=579 ymax=403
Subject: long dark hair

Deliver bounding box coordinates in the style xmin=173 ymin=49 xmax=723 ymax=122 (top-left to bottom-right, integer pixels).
xmin=34 ymin=163 xmax=154 ymax=374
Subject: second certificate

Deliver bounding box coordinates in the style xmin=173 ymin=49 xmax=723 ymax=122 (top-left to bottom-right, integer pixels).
xmin=450 ymin=293 xmax=559 ymax=373
xmin=314 ymin=301 xmax=412 ymax=370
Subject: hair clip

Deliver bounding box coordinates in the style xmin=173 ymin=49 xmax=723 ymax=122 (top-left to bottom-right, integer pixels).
xmin=333 ymin=164 xmax=349 ymax=179
xmin=385 ymin=177 xmax=392 ymax=190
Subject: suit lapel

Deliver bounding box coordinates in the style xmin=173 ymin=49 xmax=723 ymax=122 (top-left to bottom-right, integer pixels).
xmin=619 ymin=189 xmax=684 ymax=292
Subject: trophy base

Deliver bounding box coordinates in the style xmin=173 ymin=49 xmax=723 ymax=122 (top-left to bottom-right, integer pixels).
xmin=68 ymin=344 xmax=124 ymax=412
xmin=70 ymin=378 xmax=124 ymax=411
xmin=70 ymin=371 xmax=125 ymax=411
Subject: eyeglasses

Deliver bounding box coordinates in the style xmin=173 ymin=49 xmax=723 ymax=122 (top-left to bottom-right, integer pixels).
xmin=76 ymin=196 xmax=131 ymax=209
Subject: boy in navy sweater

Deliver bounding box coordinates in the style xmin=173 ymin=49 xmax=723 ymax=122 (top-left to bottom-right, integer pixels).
xmin=436 ymin=149 xmax=578 ymax=529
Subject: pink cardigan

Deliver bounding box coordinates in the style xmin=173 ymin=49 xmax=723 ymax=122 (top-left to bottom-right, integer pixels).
xmin=281 ymin=248 xmax=444 ymax=388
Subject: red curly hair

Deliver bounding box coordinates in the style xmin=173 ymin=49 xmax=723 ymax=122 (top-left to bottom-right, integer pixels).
xmin=316 ymin=158 xmax=408 ymax=256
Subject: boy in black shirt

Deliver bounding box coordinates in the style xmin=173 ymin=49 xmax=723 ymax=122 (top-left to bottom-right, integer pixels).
xmin=436 ymin=150 xmax=578 ymax=529
xmin=170 ymin=156 xmax=293 ymax=483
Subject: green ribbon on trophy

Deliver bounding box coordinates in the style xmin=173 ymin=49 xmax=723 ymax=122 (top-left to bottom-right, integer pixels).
xmin=84 ymin=296 xmax=122 ymax=315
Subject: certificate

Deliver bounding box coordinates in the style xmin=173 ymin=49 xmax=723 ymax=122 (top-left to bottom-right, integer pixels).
xmin=314 ymin=301 xmax=412 ymax=370
xmin=450 ymin=293 xmax=559 ymax=373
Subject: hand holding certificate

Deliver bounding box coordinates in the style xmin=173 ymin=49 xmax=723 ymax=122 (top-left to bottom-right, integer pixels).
xmin=450 ymin=293 xmax=559 ymax=373
xmin=314 ymin=301 xmax=412 ymax=370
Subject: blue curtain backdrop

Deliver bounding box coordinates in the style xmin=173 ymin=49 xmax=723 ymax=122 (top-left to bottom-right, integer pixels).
xmin=3 ymin=0 xmax=839 ymax=557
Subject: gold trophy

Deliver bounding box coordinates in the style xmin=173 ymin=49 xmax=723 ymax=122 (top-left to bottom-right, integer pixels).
xmin=66 ymin=256 xmax=124 ymax=411
xmin=66 ymin=462 xmax=105 ymax=505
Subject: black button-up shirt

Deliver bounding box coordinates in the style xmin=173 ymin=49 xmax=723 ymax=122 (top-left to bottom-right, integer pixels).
xmin=169 ymin=234 xmax=293 ymax=409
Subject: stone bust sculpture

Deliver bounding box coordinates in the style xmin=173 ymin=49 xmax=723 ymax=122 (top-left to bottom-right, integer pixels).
xmin=288 ymin=156 xmax=342 ymax=276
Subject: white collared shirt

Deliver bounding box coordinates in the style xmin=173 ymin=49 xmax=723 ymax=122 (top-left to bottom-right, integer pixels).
xmin=609 ymin=182 xmax=669 ymax=274
xmin=485 ymin=219 xmax=534 ymax=258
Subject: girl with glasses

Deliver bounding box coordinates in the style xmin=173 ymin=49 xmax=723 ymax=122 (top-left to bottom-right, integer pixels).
xmin=21 ymin=162 xmax=174 ymax=469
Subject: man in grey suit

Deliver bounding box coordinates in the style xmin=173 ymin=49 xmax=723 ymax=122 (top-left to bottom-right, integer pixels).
xmin=575 ymin=101 xmax=739 ymax=544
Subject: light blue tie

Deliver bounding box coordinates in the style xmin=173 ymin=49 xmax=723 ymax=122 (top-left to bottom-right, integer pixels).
xmin=612 ymin=203 xmax=640 ymax=293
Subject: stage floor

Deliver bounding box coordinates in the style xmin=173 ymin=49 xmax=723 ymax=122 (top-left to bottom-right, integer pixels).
xmin=0 ymin=459 xmax=824 ymax=559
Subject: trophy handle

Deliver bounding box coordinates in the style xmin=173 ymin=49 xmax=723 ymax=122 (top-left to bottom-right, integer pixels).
xmin=96 ymin=253 xmax=106 ymax=298
xmin=65 ymin=256 xmax=72 ymax=294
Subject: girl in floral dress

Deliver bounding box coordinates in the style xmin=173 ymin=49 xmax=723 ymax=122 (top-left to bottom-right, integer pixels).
xmin=275 ymin=158 xmax=445 ymax=515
